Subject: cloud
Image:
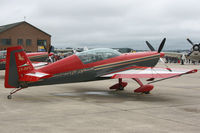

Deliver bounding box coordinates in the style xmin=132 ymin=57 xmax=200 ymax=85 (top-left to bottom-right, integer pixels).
xmin=1 ymin=0 xmax=200 ymax=49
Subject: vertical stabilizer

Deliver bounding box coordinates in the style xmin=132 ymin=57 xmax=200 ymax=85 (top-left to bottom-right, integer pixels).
xmin=5 ymin=46 xmax=34 ymax=88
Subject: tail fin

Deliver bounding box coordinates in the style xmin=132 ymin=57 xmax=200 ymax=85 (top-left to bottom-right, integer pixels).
xmin=5 ymin=46 xmax=34 ymax=88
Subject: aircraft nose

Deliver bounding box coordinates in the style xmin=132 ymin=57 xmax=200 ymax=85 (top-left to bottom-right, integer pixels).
xmin=160 ymin=52 xmax=165 ymax=58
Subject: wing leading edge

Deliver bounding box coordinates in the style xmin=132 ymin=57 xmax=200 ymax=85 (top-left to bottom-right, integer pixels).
xmin=102 ymin=67 xmax=197 ymax=80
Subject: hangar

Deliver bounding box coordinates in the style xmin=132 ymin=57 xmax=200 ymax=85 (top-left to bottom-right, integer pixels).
xmin=0 ymin=21 xmax=51 ymax=52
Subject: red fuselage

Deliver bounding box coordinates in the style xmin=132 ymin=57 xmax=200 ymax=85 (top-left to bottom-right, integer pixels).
xmin=38 ymin=51 xmax=163 ymax=75
xmin=26 ymin=50 xmax=164 ymax=87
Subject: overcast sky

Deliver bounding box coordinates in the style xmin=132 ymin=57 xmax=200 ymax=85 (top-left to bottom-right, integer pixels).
xmin=1 ymin=0 xmax=200 ymax=50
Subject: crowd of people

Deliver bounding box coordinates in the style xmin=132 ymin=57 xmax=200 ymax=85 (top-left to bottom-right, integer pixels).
xmin=164 ymin=56 xmax=200 ymax=65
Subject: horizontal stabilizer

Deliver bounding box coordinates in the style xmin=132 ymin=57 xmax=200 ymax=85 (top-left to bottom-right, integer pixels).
xmin=19 ymin=72 xmax=52 ymax=82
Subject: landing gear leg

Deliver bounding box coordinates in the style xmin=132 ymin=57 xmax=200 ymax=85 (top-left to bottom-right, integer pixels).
xmin=7 ymin=95 xmax=12 ymax=99
xmin=132 ymin=78 xmax=144 ymax=87
xmin=118 ymin=78 xmax=124 ymax=90
xmin=7 ymin=88 xmax=24 ymax=99
xmin=109 ymin=78 xmax=128 ymax=90
xmin=144 ymin=91 xmax=150 ymax=94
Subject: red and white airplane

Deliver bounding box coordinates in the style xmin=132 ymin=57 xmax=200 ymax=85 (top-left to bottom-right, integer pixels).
xmin=4 ymin=38 xmax=197 ymax=99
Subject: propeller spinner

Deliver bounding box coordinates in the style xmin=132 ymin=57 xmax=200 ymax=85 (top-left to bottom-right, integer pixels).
xmin=187 ymin=38 xmax=200 ymax=52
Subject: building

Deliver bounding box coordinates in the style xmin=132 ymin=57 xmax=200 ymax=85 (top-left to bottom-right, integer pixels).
xmin=0 ymin=21 xmax=51 ymax=52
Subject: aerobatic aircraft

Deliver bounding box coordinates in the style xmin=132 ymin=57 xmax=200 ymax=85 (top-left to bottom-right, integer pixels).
xmin=4 ymin=38 xmax=197 ymax=99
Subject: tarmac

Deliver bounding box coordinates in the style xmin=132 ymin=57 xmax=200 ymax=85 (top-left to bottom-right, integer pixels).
xmin=0 ymin=63 xmax=200 ymax=133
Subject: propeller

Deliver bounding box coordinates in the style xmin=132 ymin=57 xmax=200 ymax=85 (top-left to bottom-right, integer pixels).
xmin=187 ymin=38 xmax=194 ymax=46
xmin=146 ymin=41 xmax=155 ymax=51
xmin=146 ymin=38 xmax=166 ymax=53
xmin=158 ymin=38 xmax=166 ymax=53
xmin=145 ymin=38 xmax=171 ymax=72
xmin=186 ymin=38 xmax=200 ymax=53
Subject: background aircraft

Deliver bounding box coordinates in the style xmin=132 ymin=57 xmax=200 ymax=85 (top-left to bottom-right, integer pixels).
xmin=4 ymin=38 xmax=197 ymax=99
xmin=0 ymin=46 xmax=53 ymax=70
xmin=164 ymin=38 xmax=200 ymax=64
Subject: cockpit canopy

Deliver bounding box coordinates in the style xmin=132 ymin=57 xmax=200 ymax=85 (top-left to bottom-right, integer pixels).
xmin=76 ymin=48 xmax=121 ymax=64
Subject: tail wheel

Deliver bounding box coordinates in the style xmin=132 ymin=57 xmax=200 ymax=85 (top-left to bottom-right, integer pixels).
xmin=7 ymin=95 xmax=12 ymax=99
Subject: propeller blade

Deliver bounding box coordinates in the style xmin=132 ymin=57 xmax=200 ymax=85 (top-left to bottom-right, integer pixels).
xmin=146 ymin=41 xmax=155 ymax=51
xmin=158 ymin=38 xmax=166 ymax=53
xmin=187 ymin=38 xmax=194 ymax=46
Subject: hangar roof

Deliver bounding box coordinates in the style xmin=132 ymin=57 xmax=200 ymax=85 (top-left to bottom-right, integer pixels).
xmin=0 ymin=21 xmax=51 ymax=37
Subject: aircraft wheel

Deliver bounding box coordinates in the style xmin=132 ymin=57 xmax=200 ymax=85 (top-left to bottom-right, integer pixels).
xmin=118 ymin=86 xmax=124 ymax=91
xmin=144 ymin=91 xmax=150 ymax=94
xmin=134 ymin=92 xmax=143 ymax=95
xmin=7 ymin=95 xmax=12 ymax=99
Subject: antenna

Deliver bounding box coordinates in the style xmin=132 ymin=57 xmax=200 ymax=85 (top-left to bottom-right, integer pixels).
xmin=23 ymin=16 xmax=26 ymax=21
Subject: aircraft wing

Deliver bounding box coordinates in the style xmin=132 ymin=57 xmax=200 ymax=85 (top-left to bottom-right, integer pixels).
xmin=27 ymin=52 xmax=54 ymax=62
xmin=32 ymin=62 xmax=48 ymax=68
xmin=164 ymin=52 xmax=183 ymax=58
xmin=102 ymin=67 xmax=197 ymax=81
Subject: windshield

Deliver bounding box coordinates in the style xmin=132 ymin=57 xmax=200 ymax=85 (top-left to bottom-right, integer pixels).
xmin=0 ymin=50 xmax=6 ymax=59
xmin=76 ymin=48 xmax=121 ymax=64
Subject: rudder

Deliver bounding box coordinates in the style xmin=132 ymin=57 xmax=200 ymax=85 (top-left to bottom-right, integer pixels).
xmin=5 ymin=46 xmax=34 ymax=88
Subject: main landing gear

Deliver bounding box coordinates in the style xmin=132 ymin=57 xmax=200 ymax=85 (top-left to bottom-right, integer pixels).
xmin=109 ymin=78 xmax=128 ymax=90
xmin=7 ymin=87 xmax=24 ymax=99
xmin=109 ymin=78 xmax=154 ymax=94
